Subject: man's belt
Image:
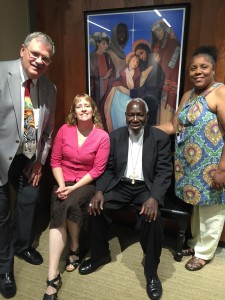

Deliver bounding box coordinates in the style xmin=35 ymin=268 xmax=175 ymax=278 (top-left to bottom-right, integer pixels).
xmin=121 ymin=177 xmax=144 ymax=185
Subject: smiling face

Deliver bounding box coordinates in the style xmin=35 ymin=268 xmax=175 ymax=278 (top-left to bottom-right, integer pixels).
xmin=20 ymin=38 xmax=52 ymax=79
xmin=189 ymin=54 xmax=215 ymax=90
xmin=126 ymin=100 xmax=148 ymax=134
xmin=74 ymin=97 xmax=94 ymax=123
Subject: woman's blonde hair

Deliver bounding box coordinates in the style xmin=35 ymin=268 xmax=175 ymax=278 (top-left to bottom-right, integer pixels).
xmin=66 ymin=93 xmax=103 ymax=128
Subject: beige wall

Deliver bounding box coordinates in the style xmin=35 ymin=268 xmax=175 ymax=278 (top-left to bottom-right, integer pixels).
xmin=0 ymin=0 xmax=30 ymax=60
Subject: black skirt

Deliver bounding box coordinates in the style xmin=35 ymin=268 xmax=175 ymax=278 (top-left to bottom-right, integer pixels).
xmin=49 ymin=182 xmax=95 ymax=229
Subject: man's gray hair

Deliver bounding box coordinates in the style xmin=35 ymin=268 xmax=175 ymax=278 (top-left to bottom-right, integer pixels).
xmin=24 ymin=32 xmax=55 ymax=56
xmin=126 ymin=98 xmax=149 ymax=113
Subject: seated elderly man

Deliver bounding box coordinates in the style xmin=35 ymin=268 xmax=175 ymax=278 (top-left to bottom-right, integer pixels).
xmin=79 ymin=98 xmax=172 ymax=300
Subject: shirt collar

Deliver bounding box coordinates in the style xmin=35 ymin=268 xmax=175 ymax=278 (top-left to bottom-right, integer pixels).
xmin=19 ymin=61 xmax=37 ymax=86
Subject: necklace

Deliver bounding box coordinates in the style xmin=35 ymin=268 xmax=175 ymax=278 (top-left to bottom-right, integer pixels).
xmin=129 ymin=137 xmax=142 ymax=184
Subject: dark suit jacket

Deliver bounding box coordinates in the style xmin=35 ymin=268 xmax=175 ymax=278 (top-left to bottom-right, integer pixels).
xmin=96 ymin=126 xmax=173 ymax=206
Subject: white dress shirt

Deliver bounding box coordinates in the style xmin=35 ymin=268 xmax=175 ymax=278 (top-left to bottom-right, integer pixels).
xmin=124 ymin=128 xmax=144 ymax=181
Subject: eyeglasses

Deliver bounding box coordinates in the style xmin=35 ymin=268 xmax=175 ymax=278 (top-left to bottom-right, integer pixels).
xmin=25 ymin=46 xmax=52 ymax=66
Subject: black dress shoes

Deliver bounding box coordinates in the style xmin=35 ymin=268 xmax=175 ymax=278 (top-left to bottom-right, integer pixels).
xmin=15 ymin=247 xmax=43 ymax=265
xmin=0 ymin=272 xmax=16 ymax=299
xmin=79 ymin=254 xmax=111 ymax=275
xmin=146 ymin=274 xmax=162 ymax=300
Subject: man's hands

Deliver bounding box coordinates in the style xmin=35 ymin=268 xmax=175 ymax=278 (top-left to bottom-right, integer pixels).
xmin=88 ymin=193 xmax=159 ymax=221
xmin=139 ymin=197 xmax=159 ymax=222
xmin=28 ymin=161 xmax=43 ymax=186
xmin=88 ymin=191 xmax=104 ymax=216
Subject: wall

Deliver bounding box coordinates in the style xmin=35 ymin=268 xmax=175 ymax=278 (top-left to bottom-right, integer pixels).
xmin=30 ymin=0 xmax=225 ymax=129
xmin=29 ymin=0 xmax=225 ymax=241
xmin=0 ymin=0 xmax=30 ymax=60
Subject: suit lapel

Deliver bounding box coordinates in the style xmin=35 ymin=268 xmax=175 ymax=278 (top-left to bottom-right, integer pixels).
xmin=8 ymin=70 xmax=21 ymax=135
xmin=121 ymin=129 xmax=129 ymax=161
xmin=37 ymin=79 xmax=46 ymax=140
xmin=116 ymin=128 xmax=129 ymax=174
xmin=143 ymin=127 xmax=154 ymax=173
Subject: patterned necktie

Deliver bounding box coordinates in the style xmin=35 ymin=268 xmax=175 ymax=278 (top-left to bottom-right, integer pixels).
xmin=23 ymin=79 xmax=37 ymax=159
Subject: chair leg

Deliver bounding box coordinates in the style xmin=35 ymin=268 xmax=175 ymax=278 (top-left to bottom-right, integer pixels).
xmin=174 ymin=216 xmax=188 ymax=262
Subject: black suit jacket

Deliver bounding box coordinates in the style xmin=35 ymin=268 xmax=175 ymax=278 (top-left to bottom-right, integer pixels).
xmin=96 ymin=126 xmax=173 ymax=206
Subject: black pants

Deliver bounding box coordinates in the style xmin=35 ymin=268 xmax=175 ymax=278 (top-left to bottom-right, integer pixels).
xmin=90 ymin=181 xmax=163 ymax=277
xmin=0 ymin=154 xmax=39 ymax=273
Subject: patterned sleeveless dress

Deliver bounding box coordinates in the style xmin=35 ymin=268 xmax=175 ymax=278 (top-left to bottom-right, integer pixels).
xmin=175 ymin=83 xmax=225 ymax=205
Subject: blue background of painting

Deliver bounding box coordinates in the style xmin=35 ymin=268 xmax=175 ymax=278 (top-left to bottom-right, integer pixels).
xmin=86 ymin=8 xmax=186 ymax=55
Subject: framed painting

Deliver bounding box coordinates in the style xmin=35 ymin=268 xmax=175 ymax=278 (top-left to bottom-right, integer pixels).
xmin=84 ymin=4 xmax=190 ymax=132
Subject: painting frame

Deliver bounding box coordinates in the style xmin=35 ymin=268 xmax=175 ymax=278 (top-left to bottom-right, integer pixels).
xmin=84 ymin=4 xmax=190 ymax=131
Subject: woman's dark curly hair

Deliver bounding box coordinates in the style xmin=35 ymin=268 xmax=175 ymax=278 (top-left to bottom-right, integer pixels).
xmin=192 ymin=45 xmax=218 ymax=65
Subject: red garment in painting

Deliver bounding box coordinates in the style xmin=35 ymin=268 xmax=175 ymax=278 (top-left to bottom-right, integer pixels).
xmin=153 ymin=36 xmax=180 ymax=109
xmin=112 ymin=65 xmax=140 ymax=89
xmin=96 ymin=54 xmax=108 ymax=100
xmin=90 ymin=52 xmax=115 ymax=109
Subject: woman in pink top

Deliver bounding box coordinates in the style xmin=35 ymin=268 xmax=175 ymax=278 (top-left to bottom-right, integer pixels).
xmin=43 ymin=94 xmax=110 ymax=300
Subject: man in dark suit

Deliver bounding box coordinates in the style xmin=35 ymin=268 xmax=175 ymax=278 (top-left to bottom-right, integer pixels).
xmin=0 ymin=32 xmax=56 ymax=298
xmin=79 ymin=98 xmax=172 ymax=300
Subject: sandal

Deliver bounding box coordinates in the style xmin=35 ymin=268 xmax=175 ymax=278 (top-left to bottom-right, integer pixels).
xmin=182 ymin=248 xmax=195 ymax=256
xmin=43 ymin=273 xmax=62 ymax=300
xmin=65 ymin=249 xmax=80 ymax=272
xmin=185 ymin=256 xmax=210 ymax=271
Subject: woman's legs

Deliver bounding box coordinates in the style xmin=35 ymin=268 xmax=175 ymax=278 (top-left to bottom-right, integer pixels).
xmin=192 ymin=205 xmax=225 ymax=260
xmin=65 ymin=220 xmax=80 ymax=271
xmin=67 ymin=220 xmax=80 ymax=251
xmin=187 ymin=205 xmax=200 ymax=250
xmin=45 ymin=223 xmax=67 ymax=295
xmin=185 ymin=204 xmax=225 ymax=271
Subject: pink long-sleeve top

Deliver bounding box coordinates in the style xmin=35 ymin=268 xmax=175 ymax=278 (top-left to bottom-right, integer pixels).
xmin=51 ymin=124 xmax=110 ymax=182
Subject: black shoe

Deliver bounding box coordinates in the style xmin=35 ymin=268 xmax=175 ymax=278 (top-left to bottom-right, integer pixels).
xmin=43 ymin=273 xmax=62 ymax=300
xmin=79 ymin=254 xmax=111 ymax=275
xmin=65 ymin=249 xmax=80 ymax=272
xmin=15 ymin=247 xmax=43 ymax=265
xmin=146 ymin=274 xmax=162 ymax=300
xmin=0 ymin=272 xmax=16 ymax=299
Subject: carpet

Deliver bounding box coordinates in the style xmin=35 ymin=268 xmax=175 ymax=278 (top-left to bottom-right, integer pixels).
xmin=2 ymin=224 xmax=225 ymax=300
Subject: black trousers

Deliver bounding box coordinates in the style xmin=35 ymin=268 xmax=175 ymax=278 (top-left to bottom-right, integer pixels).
xmin=90 ymin=181 xmax=163 ymax=277
xmin=0 ymin=154 xmax=39 ymax=273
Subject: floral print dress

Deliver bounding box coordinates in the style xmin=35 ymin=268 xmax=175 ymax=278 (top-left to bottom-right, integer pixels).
xmin=175 ymin=83 xmax=225 ymax=205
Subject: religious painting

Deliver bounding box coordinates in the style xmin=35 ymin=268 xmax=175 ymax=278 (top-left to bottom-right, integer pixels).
xmin=84 ymin=4 xmax=190 ymax=132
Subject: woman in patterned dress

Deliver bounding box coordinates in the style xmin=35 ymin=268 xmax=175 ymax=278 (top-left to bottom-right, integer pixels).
xmin=159 ymin=46 xmax=225 ymax=271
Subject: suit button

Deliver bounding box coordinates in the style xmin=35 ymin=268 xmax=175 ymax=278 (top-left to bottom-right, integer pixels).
xmin=9 ymin=157 xmax=13 ymax=160
xmin=16 ymin=140 xmax=20 ymax=143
